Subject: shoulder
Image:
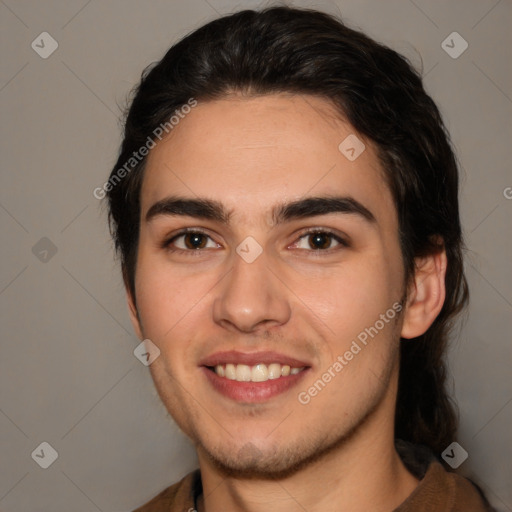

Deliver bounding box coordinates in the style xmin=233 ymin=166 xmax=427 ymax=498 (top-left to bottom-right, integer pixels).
xmin=445 ymin=466 xmax=494 ymax=512
xmin=132 ymin=469 xmax=201 ymax=512
xmin=395 ymin=441 xmax=494 ymax=512
xmin=397 ymin=460 xmax=494 ymax=512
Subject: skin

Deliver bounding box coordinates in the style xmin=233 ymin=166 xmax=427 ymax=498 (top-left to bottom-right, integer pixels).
xmin=127 ymin=94 xmax=447 ymax=512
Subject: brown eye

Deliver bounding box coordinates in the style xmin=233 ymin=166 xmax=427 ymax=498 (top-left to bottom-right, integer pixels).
xmin=308 ymin=232 xmax=333 ymax=250
xmin=183 ymin=233 xmax=208 ymax=249
xmin=292 ymin=230 xmax=347 ymax=252
xmin=167 ymin=231 xmax=219 ymax=251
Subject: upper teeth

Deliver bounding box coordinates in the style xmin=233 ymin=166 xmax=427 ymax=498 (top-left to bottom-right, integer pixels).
xmin=214 ymin=363 xmax=304 ymax=382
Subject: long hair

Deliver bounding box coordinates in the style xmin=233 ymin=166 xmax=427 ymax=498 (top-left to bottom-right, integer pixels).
xmin=106 ymin=7 xmax=468 ymax=457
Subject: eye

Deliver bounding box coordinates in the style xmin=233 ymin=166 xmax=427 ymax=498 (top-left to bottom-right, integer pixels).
xmin=167 ymin=230 xmax=220 ymax=251
xmin=293 ymin=230 xmax=347 ymax=251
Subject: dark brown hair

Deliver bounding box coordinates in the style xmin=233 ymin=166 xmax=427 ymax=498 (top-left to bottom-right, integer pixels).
xmin=107 ymin=7 xmax=468 ymax=457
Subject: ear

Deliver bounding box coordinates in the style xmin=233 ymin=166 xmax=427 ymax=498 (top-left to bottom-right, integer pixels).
xmin=401 ymin=246 xmax=447 ymax=339
xmin=126 ymin=286 xmax=144 ymax=340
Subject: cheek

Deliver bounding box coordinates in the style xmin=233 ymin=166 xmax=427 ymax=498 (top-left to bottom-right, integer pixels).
xmin=134 ymin=256 xmax=191 ymax=342
xmin=133 ymin=254 xmax=218 ymax=363
xmin=290 ymin=254 xmax=400 ymax=344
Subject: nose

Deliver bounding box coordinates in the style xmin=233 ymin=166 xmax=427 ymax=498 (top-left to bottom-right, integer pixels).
xmin=212 ymin=250 xmax=291 ymax=334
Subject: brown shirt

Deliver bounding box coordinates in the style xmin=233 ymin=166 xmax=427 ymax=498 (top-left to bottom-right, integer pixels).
xmin=133 ymin=444 xmax=493 ymax=512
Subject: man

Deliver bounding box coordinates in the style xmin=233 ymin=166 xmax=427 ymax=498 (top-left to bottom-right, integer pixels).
xmin=105 ymin=6 xmax=493 ymax=511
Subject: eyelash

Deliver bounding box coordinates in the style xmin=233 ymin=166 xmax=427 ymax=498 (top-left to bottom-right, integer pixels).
xmin=162 ymin=227 xmax=349 ymax=255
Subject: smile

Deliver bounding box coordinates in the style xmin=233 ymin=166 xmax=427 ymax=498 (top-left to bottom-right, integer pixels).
xmin=210 ymin=363 xmax=306 ymax=382
xmin=200 ymin=350 xmax=311 ymax=402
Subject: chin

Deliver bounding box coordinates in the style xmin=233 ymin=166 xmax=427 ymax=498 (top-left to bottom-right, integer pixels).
xmin=203 ymin=442 xmax=310 ymax=479
xmin=197 ymin=428 xmax=345 ymax=480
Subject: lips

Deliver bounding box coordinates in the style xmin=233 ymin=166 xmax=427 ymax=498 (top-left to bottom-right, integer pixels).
xmin=200 ymin=350 xmax=311 ymax=403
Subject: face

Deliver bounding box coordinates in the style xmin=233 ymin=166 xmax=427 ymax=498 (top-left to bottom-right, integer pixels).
xmin=130 ymin=94 xmax=407 ymax=476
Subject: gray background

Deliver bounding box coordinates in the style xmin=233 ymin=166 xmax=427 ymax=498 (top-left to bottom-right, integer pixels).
xmin=0 ymin=0 xmax=511 ymax=511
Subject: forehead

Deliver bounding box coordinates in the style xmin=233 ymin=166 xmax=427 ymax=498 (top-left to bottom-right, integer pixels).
xmin=141 ymin=94 xmax=394 ymax=226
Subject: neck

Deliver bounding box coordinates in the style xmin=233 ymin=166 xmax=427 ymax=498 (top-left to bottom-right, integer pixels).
xmin=196 ymin=373 xmax=419 ymax=512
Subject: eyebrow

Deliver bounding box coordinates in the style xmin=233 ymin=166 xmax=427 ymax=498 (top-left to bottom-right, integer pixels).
xmin=145 ymin=195 xmax=376 ymax=225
